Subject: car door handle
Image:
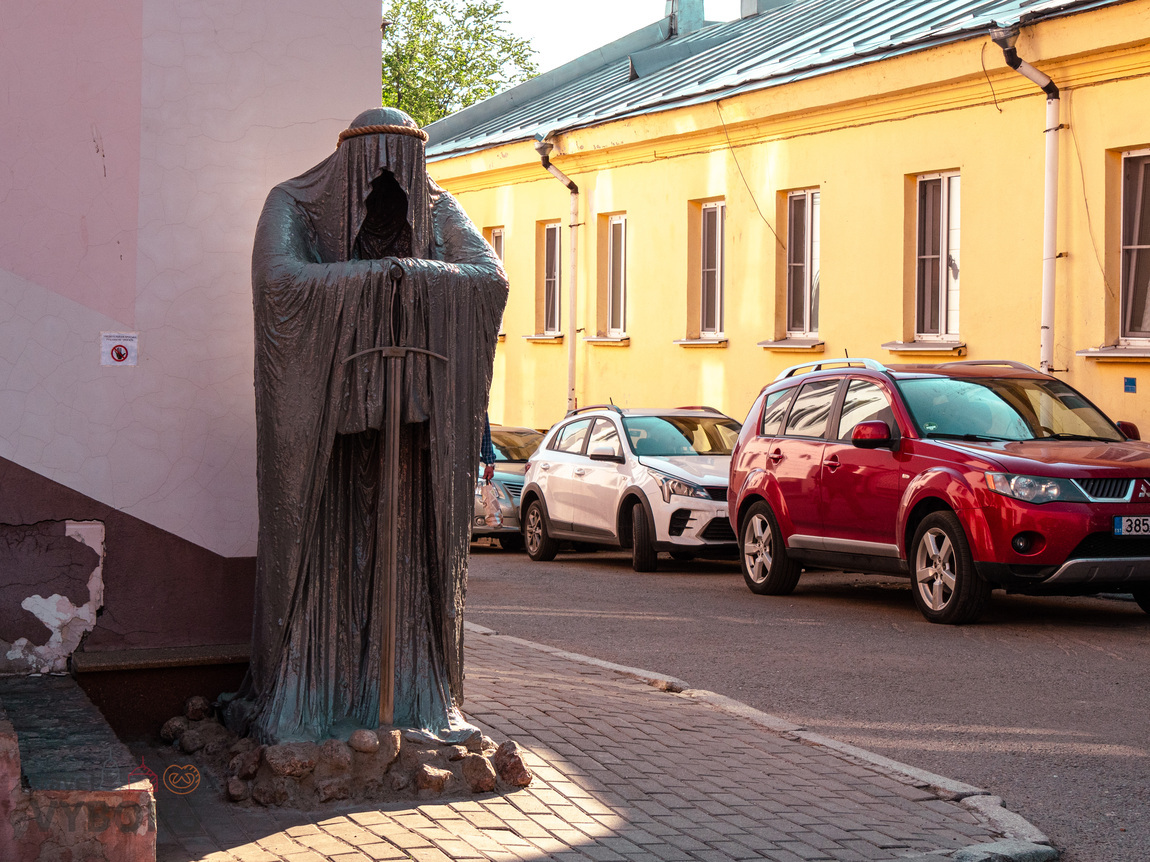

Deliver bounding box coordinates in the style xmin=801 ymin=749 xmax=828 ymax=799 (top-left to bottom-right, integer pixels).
xmin=574 ymin=467 xmax=586 ymax=476
xmin=769 ymin=449 xmax=784 ymax=464
xmin=824 ymin=455 xmax=841 ymax=472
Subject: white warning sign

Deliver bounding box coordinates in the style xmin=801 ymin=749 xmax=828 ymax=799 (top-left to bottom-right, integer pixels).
xmin=101 ymin=332 xmax=138 ymax=367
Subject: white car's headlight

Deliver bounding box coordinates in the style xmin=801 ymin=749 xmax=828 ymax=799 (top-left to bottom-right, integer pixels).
xmin=649 ymin=469 xmax=710 ymax=504
xmin=985 ymin=473 xmax=1084 ymax=504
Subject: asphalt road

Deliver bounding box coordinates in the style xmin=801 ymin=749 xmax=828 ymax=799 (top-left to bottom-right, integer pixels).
xmin=464 ymin=544 xmax=1150 ymax=862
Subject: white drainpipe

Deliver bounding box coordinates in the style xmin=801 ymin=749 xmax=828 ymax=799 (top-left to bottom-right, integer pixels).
xmin=991 ymin=24 xmax=1060 ymax=374
xmin=534 ymin=135 xmax=579 ymax=412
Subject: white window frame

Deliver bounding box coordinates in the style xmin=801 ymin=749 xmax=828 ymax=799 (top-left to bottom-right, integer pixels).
xmin=1121 ymin=148 xmax=1150 ymax=343
xmin=786 ymin=189 xmax=820 ymax=337
xmin=490 ymin=227 xmax=505 ymax=335
xmin=544 ymin=223 xmax=561 ymax=335
xmin=607 ymin=215 xmax=627 ymax=336
xmin=701 ymin=201 xmax=725 ymax=337
xmin=915 ymin=172 xmax=961 ymax=340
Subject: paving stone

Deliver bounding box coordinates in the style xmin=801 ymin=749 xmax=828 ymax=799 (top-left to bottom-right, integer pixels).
xmin=119 ymin=628 xmax=1023 ymax=862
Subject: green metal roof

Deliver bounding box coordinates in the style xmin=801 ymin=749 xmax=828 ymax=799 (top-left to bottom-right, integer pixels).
xmin=426 ymin=0 xmax=1126 ymax=159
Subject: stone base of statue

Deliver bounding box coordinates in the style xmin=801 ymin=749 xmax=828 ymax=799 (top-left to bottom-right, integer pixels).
xmin=161 ymin=697 xmax=532 ymax=809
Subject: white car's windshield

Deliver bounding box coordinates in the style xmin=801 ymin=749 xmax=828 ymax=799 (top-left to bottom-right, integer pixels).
xmin=897 ymin=376 xmax=1122 ymax=442
xmin=623 ymin=416 xmax=741 ymax=456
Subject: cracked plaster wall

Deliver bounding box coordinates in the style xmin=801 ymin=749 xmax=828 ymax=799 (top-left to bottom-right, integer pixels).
xmin=0 ymin=522 xmax=104 ymax=674
xmin=0 ymin=0 xmax=381 ymax=558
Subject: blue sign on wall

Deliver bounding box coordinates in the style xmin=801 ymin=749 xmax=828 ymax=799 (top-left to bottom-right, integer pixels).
xmin=1125 ymin=377 xmax=1137 ymax=394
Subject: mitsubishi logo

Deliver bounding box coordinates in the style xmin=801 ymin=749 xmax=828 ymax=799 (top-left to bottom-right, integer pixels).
xmin=1137 ymin=479 xmax=1150 ymax=501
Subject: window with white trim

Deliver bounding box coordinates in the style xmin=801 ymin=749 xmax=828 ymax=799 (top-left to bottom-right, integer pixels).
xmin=489 ymin=227 xmax=505 ymax=335
xmin=915 ymin=172 xmax=960 ymax=339
xmin=701 ymin=201 xmax=725 ymax=336
xmin=786 ymin=190 xmax=820 ymax=337
xmin=543 ymin=223 xmax=561 ymax=335
xmin=607 ymin=215 xmax=627 ymax=336
xmin=1122 ymin=150 xmax=1150 ymax=340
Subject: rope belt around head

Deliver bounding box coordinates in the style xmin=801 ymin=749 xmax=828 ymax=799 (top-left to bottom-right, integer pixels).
xmin=337 ymin=124 xmax=428 ymax=148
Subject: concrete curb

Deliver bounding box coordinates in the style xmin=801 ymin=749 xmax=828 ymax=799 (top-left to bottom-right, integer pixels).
xmin=464 ymin=622 xmax=1057 ymax=860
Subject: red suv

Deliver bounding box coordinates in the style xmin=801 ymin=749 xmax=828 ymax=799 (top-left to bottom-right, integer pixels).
xmin=728 ymin=359 xmax=1150 ymax=624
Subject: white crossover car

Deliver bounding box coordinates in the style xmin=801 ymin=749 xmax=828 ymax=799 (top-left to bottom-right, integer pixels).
xmin=519 ymin=406 xmax=741 ymax=571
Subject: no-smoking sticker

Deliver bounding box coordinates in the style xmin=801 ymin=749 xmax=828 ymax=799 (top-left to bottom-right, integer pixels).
xmin=101 ymin=332 xmax=138 ymax=366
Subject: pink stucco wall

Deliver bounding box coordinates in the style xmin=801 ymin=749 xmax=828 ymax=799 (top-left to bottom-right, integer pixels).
xmin=0 ymin=1 xmax=143 ymax=326
xmin=0 ymin=0 xmax=380 ymax=558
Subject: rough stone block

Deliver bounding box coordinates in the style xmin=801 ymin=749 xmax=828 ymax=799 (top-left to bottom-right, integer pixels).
xmin=263 ymin=742 xmax=320 ymax=779
xmin=461 ymin=754 xmax=497 ymax=793
xmin=492 ymin=740 xmax=532 ymax=787
xmin=348 ymin=729 xmax=379 ymax=753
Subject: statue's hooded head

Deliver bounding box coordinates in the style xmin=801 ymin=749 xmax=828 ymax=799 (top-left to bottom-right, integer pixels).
xmin=290 ymin=107 xmax=434 ymax=262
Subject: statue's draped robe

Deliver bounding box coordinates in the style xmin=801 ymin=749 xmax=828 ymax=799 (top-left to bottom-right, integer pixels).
xmin=231 ymin=118 xmax=507 ymax=744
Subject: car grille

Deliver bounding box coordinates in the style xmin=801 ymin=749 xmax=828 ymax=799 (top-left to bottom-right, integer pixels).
xmin=1069 ymin=532 xmax=1150 ymax=559
xmin=501 ymin=480 xmax=524 ymax=503
xmin=701 ymin=517 xmax=736 ymax=542
xmin=1078 ymin=478 xmax=1131 ymax=500
xmin=705 ymin=486 xmax=728 ymax=503
xmin=669 ymin=509 xmax=691 ymax=537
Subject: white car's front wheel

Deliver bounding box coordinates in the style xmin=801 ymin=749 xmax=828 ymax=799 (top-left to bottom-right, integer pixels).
xmin=631 ymin=504 xmax=657 ymax=572
xmin=523 ymin=499 xmax=558 ymax=562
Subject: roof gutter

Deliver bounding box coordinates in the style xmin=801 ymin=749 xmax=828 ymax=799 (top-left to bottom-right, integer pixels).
xmin=534 ymin=134 xmax=580 ymax=412
xmin=990 ymin=23 xmax=1060 ymax=375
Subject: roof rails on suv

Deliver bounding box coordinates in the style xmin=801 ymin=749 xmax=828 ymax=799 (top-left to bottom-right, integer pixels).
xmin=934 ymin=359 xmax=1041 ymax=372
xmin=565 ymin=403 xmax=625 ymax=418
xmin=773 ymin=357 xmax=888 ymax=383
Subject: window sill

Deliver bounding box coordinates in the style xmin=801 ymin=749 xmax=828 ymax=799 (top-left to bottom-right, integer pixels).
xmin=1076 ymin=345 xmax=1150 ymax=360
xmin=758 ymin=337 xmax=825 ymax=352
xmin=674 ymin=337 xmax=728 ymax=348
xmin=584 ymin=336 xmax=630 ymax=346
xmin=881 ymin=340 xmax=966 ymax=356
xmin=524 ymin=334 xmax=564 ymax=343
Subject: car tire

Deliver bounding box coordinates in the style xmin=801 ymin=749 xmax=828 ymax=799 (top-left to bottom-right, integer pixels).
xmin=739 ymin=501 xmax=801 ymax=595
xmin=1132 ymin=586 xmax=1150 ymax=614
xmin=910 ymin=511 xmax=991 ymax=625
xmin=498 ymin=534 xmax=524 ymax=552
xmin=523 ymin=500 xmax=558 ymax=562
xmin=631 ymin=505 xmax=658 ymax=572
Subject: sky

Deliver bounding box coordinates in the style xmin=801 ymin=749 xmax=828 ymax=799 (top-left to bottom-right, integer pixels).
xmin=498 ymin=0 xmax=742 ymax=73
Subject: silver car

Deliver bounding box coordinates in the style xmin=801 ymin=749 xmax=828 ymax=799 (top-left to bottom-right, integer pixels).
xmin=472 ymin=424 xmax=544 ymax=551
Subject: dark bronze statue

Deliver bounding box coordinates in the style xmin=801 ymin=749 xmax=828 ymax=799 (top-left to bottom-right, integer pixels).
xmin=223 ymin=108 xmax=507 ymax=745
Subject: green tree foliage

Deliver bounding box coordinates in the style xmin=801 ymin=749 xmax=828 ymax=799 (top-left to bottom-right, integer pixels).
xmin=382 ymin=0 xmax=538 ymax=128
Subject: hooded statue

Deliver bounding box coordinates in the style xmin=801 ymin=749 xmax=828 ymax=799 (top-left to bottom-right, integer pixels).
xmin=224 ymin=108 xmax=507 ymax=744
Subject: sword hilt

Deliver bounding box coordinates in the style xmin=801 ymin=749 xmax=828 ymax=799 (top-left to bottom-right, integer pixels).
xmin=341 ymin=345 xmax=448 ymax=365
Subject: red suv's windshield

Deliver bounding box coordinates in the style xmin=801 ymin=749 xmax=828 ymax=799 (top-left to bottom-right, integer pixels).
xmin=896 ymin=376 xmax=1123 ymax=442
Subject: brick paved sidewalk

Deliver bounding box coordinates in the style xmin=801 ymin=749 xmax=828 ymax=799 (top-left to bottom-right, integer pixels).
xmin=139 ymin=626 xmax=1046 ymax=862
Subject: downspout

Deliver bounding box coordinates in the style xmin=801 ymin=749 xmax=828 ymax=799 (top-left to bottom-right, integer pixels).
xmin=534 ymin=134 xmax=580 ymax=412
xmin=991 ymin=24 xmax=1060 ymax=374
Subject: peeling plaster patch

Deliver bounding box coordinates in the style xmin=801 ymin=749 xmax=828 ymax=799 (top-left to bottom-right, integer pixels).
xmin=1 ymin=521 xmax=105 ymax=674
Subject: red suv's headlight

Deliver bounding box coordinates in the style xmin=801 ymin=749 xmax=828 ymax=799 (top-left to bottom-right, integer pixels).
xmin=985 ymin=473 xmax=1086 ymax=504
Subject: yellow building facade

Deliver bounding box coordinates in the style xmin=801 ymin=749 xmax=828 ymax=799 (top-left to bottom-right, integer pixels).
xmin=428 ymin=0 xmax=1150 ymax=434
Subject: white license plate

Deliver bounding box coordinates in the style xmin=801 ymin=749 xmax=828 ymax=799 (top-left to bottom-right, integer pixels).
xmin=1114 ymin=515 xmax=1150 ymax=536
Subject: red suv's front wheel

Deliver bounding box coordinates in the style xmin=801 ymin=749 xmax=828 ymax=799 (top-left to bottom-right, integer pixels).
xmin=910 ymin=511 xmax=991 ymax=624
xmin=739 ymin=501 xmax=801 ymax=595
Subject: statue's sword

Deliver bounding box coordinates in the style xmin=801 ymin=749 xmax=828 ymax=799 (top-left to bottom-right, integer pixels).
xmin=342 ymin=267 xmax=447 ymax=726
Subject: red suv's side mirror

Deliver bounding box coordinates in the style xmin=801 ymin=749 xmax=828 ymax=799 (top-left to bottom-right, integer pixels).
xmin=851 ymin=420 xmax=894 ymax=449
xmin=1118 ymin=421 xmax=1141 ymax=441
